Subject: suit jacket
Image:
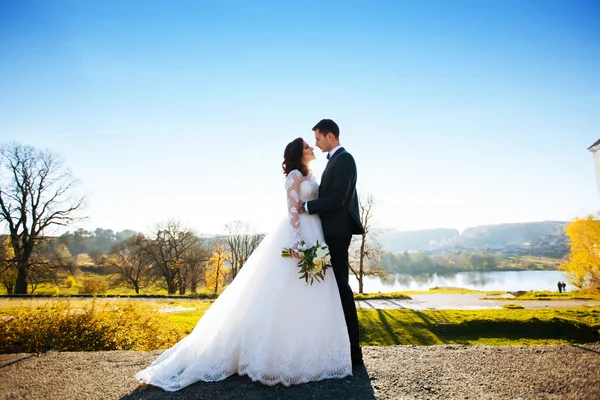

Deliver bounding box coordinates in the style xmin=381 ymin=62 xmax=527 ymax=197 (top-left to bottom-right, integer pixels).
xmin=306 ymin=148 xmax=365 ymax=237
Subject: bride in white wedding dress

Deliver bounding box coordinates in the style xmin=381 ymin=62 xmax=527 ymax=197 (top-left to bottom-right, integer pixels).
xmin=135 ymin=138 xmax=352 ymax=391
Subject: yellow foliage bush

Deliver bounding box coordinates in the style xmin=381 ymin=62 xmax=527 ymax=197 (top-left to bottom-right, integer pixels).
xmin=64 ymin=276 xmax=76 ymax=288
xmin=79 ymin=279 xmax=108 ymax=295
xmin=0 ymin=300 xmax=182 ymax=353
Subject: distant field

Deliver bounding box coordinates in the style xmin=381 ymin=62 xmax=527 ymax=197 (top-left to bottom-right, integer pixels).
xmin=510 ymin=256 xmax=560 ymax=269
xmin=0 ymin=270 xmax=216 ymax=297
xmin=482 ymin=290 xmax=600 ymax=301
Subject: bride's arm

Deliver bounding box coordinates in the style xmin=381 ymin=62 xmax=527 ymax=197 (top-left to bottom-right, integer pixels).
xmin=285 ymin=170 xmax=303 ymax=248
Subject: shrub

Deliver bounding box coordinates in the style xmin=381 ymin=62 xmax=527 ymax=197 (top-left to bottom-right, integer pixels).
xmin=503 ymin=303 xmax=525 ymax=309
xmin=79 ymin=279 xmax=108 ymax=295
xmin=64 ymin=276 xmax=76 ymax=288
xmin=353 ymin=291 xmax=412 ymax=300
xmin=50 ymin=286 xmax=60 ymax=296
xmin=0 ymin=300 xmax=182 ymax=353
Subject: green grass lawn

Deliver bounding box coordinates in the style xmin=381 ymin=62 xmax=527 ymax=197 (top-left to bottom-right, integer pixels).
xmin=353 ymin=288 xmax=507 ymax=299
xmin=410 ymin=288 xmax=506 ymax=295
xmin=161 ymin=305 xmax=600 ymax=347
xmin=481 ymin=290 xmax=600 ymax=301
xmin=357 ymin=307 xmax=600 ymax=346
xmin=353 ymin=291 xmax=412 ymax=300
xmin=1 ymin=298 xmax=598 ymax=351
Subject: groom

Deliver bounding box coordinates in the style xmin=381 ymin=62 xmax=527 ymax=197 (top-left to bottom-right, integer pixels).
xmin=300 ymin=119 xmax=365 ymax=366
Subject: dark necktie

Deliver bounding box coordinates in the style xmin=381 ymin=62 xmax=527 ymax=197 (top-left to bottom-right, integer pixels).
xmin=326 ymin=153 xmax=331 ymax=160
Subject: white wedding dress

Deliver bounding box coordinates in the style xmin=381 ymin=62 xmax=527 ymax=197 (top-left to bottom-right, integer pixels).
xmin=136 ymin=170 xmax=352 ymax=391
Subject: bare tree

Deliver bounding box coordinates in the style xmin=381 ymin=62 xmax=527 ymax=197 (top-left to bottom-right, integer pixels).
xmin=104 ymin=234 xmax=152 ymax=294
xmin=349 ymin=191 xmax=386 ymax=294
xmin=0 ymin=143 xmax=85 ymax=293
xmin=27 ymin=239 xmax=58 ymax=294
xmin=143 ymin=220 xmax=198 ymax=295
xmin=224 ymin=220 xmax=263 ymax=280
xmin=182 ymin=240 xmax=211 ymax=294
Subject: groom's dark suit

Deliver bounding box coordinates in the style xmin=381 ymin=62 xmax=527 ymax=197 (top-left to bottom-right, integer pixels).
xmin=305 ymin=147 xmax=365 ymax=363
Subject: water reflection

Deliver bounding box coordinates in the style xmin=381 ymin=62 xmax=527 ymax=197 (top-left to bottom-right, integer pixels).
xmin=350 ymin=270 xmax=571 ymax=293
xmin=463 ymin=272 xmax=492 ymax=287
xmin=378 ymin=273 xmax=397 ymax=286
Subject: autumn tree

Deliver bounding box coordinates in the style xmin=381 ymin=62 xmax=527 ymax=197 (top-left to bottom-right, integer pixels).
xmin=0 ymin=143 xmax=85 ymax=293
xmin=0 ymin=236 xmax=16 ymax=294
xmin=224 ymin=220 xmax=263 ymax=280
xmin=55 ymin=243 xmax=76 ymax=274
xmin=206 ymin=242 xmax=229 ymax=294
xmin=349 ymin=191 xmax=386 ymax=294
xmin=560 ymin=215 xmax=600 ymax=289
xmin=74 ymin=253 xmax=94 ymax=267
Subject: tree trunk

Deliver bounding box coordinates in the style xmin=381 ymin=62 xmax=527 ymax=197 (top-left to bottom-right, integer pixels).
xmin=166 ymin=278 xmax=177 ymax=295
xmin=358 ymin=234 xmax=366 ymax=294
xmin=214 ymin=263 xmax=220 ymax=294
xmin=15 ymin=262 xmax=28 ymax=294
xmin=134 ymin=281 xmax=140 ymax=294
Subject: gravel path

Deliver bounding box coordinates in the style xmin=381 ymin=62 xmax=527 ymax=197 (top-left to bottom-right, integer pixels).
xmin=1 ymin=344 xmax=599 ymax=400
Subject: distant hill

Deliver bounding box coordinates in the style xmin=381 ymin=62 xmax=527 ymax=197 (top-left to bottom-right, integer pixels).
xmin=380 ymin=221 xmax=567 ymax=252
xmin=459 ymin=221 xmax=567 ymax=248
xmin=379 ymin=228 xmax=460 ymax=252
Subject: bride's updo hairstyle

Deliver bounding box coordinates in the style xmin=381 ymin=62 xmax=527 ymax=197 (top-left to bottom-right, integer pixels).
xmin=282 ymin=137 xmax=309 ymax=177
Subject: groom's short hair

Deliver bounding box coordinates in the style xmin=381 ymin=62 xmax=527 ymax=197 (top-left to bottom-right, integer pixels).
xmin=312 ymin=119 xmax=340 ymax=139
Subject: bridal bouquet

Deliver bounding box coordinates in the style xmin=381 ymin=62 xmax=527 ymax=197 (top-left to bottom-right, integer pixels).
xmin=281 ymin=241 xmax=332 ymax=285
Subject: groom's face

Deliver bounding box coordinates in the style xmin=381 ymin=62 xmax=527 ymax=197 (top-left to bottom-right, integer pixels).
xmin=314 ymin=130 xmax=332 ymax=153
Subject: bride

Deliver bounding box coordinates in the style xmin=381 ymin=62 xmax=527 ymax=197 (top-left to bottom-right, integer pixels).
xmin=136 ymin=137 xmax=352 ymax=391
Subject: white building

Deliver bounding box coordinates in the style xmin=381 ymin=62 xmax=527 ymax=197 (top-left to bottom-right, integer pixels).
xmin=588 ymin=139 xmax=600 ymax=200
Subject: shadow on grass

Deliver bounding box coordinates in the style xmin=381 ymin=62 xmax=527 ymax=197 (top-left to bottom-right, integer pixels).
xmin=121 ymin=366 xmax=376 ymax=400
xmin=447 ymin=318 xmax=600 ymax=343
xmin=358 ymin=309 xmax=444 ymax=346
xmin=358 ymin=309 xmax=600 ymax=346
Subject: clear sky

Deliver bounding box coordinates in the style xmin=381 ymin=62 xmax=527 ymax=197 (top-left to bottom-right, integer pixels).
xmin=0 ymin=0 xmax=598 ymax=236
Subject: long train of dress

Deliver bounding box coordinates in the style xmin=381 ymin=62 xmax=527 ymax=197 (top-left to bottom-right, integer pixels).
xmin=136 ymin=174 xmax=352 ymax=391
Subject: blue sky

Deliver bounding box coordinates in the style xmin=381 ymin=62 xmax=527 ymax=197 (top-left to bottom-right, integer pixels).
xmin=0 ymin=0 xmax=598 ymax=235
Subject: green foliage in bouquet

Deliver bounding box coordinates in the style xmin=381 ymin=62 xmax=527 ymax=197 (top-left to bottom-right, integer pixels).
xmin=282 ymin=240 xmax=332 ymax=285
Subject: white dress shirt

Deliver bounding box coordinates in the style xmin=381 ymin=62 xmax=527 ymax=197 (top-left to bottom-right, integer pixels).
xmin=328 ymin=145 xmax=343 ymax=159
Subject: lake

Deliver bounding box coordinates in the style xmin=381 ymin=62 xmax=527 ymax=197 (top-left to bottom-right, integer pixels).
xmin=349 ymin=270 xmax=572 ymax=293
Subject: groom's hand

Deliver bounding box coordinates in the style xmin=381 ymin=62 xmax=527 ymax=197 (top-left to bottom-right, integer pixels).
xmin=298 ymin=202 xmax=306 ymax=214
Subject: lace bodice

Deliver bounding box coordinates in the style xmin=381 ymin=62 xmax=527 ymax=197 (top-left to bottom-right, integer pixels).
xmin=284 ymin=170 xmax=318 ymax=248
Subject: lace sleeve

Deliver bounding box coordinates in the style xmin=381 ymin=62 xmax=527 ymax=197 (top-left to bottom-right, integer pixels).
xmin=285 ymin=170 xmax=303 ymax=248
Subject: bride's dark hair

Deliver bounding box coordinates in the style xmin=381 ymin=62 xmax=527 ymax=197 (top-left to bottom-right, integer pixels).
xmin=282 ymin=137 xmax=309 ymax=177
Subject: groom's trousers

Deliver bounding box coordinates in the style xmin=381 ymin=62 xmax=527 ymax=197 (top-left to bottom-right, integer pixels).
xmin=325 ymin=234 xmax=362 ymax=361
